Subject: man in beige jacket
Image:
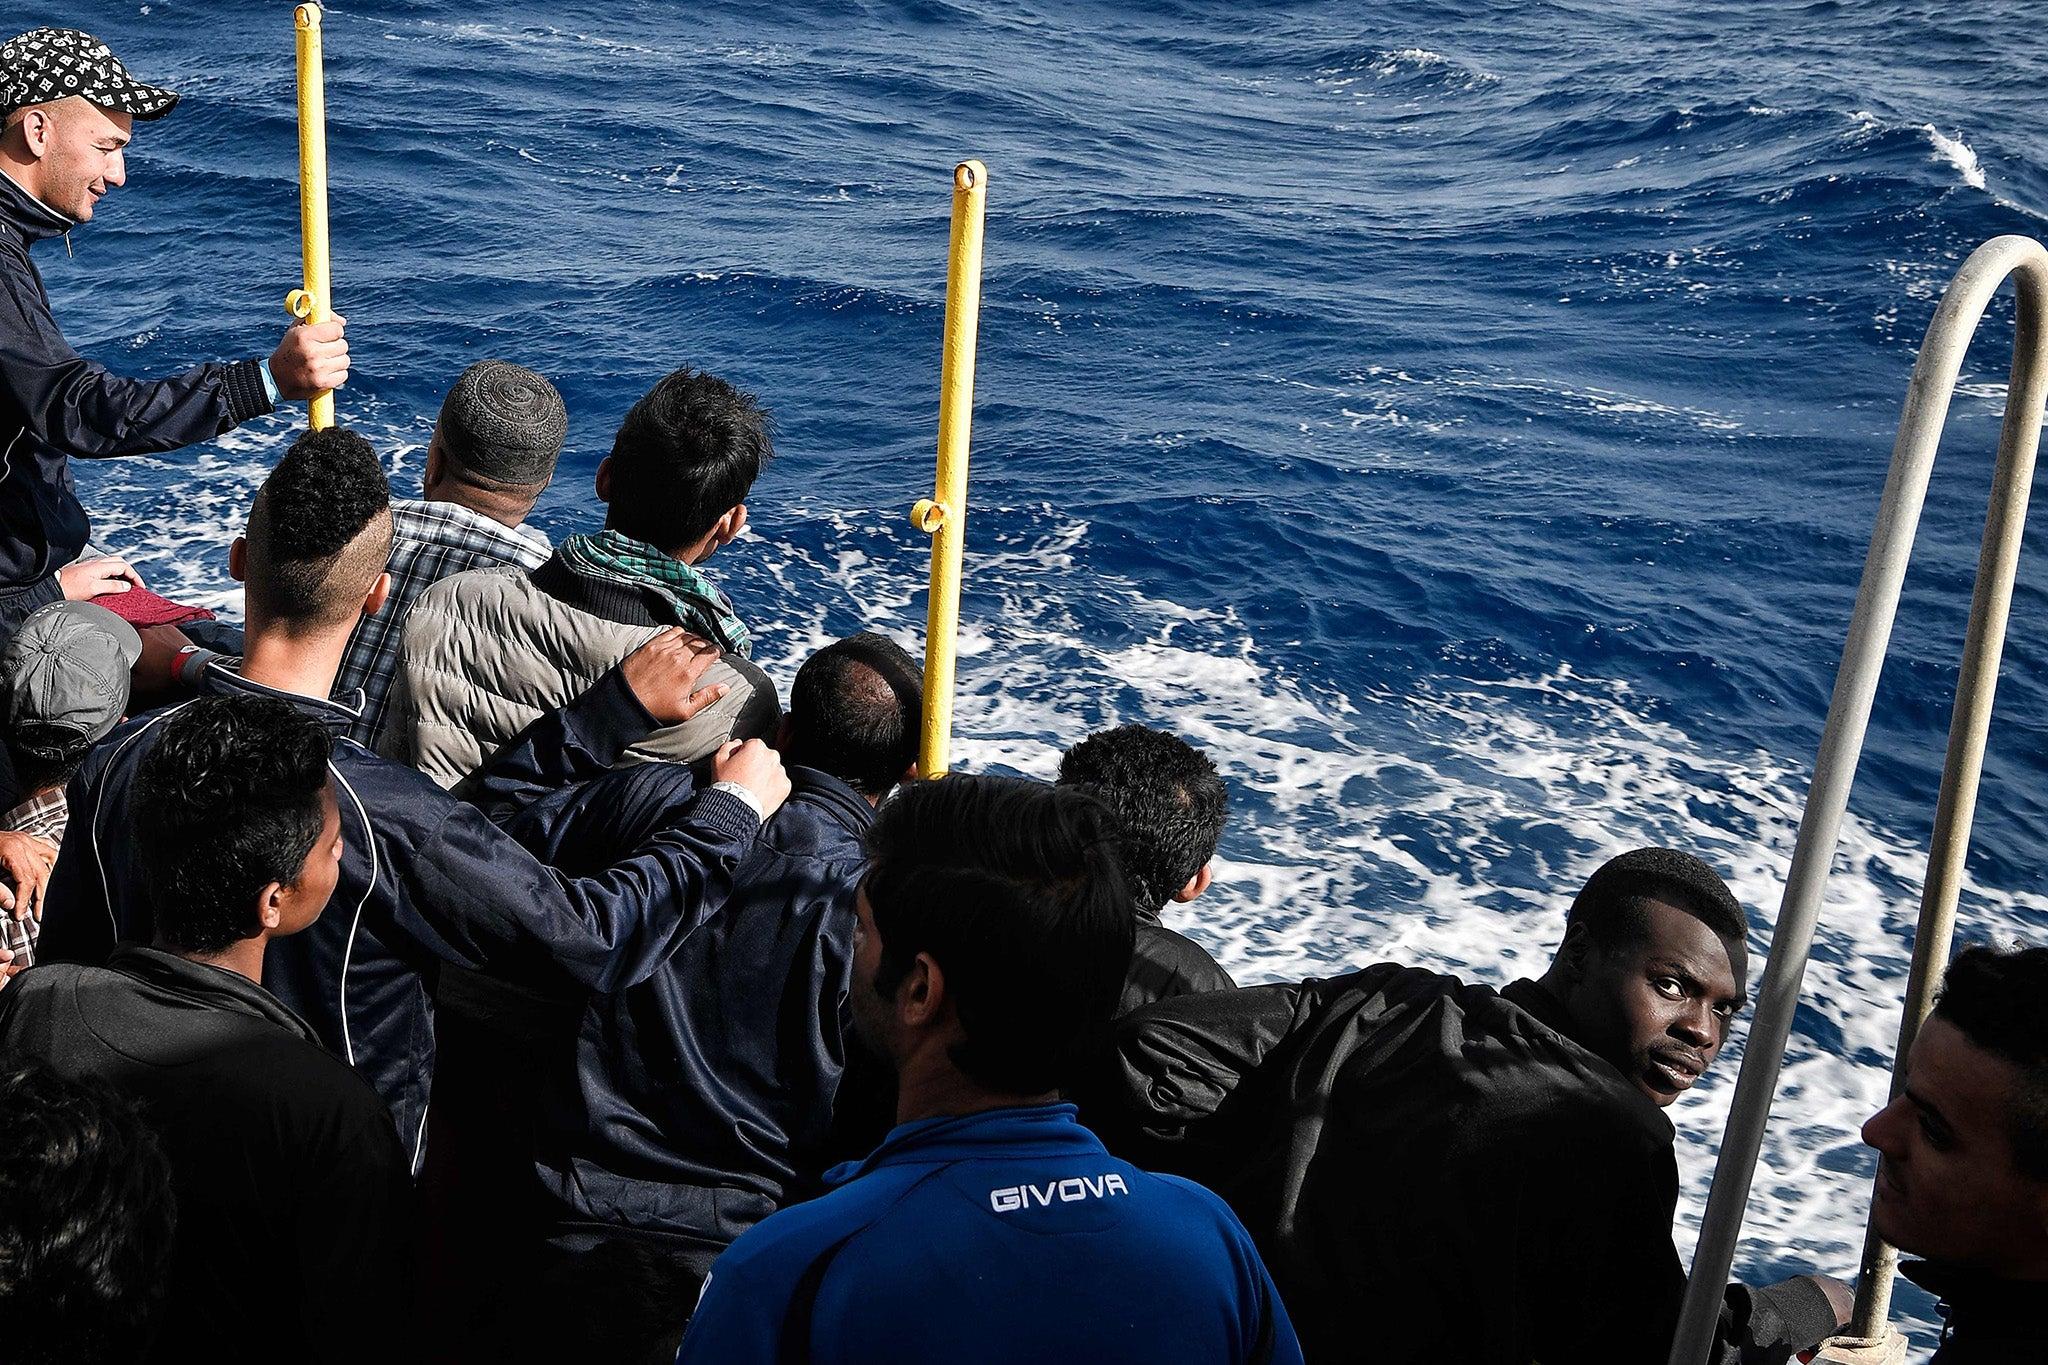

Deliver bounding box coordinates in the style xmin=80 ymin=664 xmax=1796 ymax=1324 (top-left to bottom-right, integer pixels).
xmin=380 ymin=366 xmax=778 ymax=790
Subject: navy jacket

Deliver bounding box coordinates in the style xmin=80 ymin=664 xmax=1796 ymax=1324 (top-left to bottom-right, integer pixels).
xmin=485 ymin=758 xmax=871 ymax=1248
xmin=0 ymin=171 xmax=270 ymax=634
xmin=39 ymin=662 xmax=761 ymax=1171
xmin=677 ymin=1103 xmax=1303 ymax=1364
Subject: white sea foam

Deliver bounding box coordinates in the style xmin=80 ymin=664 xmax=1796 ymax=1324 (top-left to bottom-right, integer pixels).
xmin=88 ymin=422 xmax=2009 ymax=1349
xmin=1927 ymin=126 xmax=1988 ymax=191
xmin=1846 ymin=110 xmax=1988 ymax=192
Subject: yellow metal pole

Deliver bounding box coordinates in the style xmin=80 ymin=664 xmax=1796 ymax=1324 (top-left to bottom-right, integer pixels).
xmin=910 ymin=160 xmax=989 ymax=778
xmin=286 ymin=3 xmax=333 ymax=430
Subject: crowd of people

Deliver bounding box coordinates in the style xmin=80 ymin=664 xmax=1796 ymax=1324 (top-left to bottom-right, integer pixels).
xmin=1 ymin=25 xmax=2045 ymax=1365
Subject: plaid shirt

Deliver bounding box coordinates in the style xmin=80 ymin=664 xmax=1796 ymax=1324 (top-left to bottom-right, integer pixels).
xmin=0 ymin=787 xmax=65 ymax=968
xmin=333 ymin=498 xmax=550 ymax=745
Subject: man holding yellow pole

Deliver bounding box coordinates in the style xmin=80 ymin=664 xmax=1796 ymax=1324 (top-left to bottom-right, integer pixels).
xmin=0 ymin=27 xmax=348 ymax=645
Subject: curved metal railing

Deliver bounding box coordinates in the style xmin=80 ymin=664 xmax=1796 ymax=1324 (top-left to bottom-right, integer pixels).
xmin=1668 ymin=234 xmax=2048 ymax=1365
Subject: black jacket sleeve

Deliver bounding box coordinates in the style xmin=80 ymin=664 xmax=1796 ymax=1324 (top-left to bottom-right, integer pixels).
xmin=457 ymin=663 xmax=659 ymax=826
xmin=0 ymin=236 xmax=271 ymax=458
xmin=0 ymin=569 xmax=63 ymax=642
xmin=1538 ymin=1123 xmax=1836 ymax=1364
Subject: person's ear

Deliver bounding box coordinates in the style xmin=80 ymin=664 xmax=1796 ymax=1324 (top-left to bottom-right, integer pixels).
xmin=363 ymin=571 xmax=392 ymax=618
xmin=772 ymin=714 xmax=794 ymax=753
xmin=21 ymin=107 xmax=54 ymax=159
xmin=228 ymin=536 xmax=248 ymax=583
xmin=256 ymin=881 xmax=287 ymax=934
xmin=1555 ymin=921 xmax=1596 ymax=982
xmin=594 ymin=456 xmax=613 ymax=503
xmin=1172 ymin=863 xmax=1214 ymax=904
xmin=422 ymin=436 xmax=445 ymax=494
xmin=900 ymin=952 xmax=946 ymax=1028
xmin=714 ymin=504 xmax=748 ymax=550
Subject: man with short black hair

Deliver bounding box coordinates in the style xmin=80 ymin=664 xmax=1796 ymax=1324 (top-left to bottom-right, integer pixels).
xmin=1862 ymin=942 xmax=2048 ymax=1362
xmin=0 ymin=27 xmax=347 ymax=642
xmin=1059 ymin=723 xmax=1236 ymax=1012
xmin=333 ymin=360 xmax=565 ymax=742
xmin=0 ymin=694 xmax=410 ymax=1364
xmin=0 ymin=1061 xmax=175 ymax=1365
xmin=384 ymin=365 xmax=779 ymax=786
xmin=426 ymin=633 xmax=926 ymax=1364
xmin=1076 ymin=846 xmax=1850 ymax=1364
xmin=39 ymin=424 xmax=792 ymax=1172
xmin=678 ymin=775 xmax=1303 ymax=1364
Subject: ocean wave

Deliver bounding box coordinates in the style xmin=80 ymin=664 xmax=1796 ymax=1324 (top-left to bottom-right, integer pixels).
xmin=73 ymin=393 xmax=1983 ymax=1350
xmin=1311 ymin=44 xmax=1499 ymax=95
xmin=1847 ymin=109 xmax=1988 ymax=191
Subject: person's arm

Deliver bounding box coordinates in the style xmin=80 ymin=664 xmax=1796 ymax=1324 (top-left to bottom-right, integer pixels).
xmin=0 ymin=830 xmax=55 ymax=927
xmin=0 ymin=252 xmax=269 ymax=455
xmin=1071 ymin=978 xmax=1316 ymax=1175
xmin=0 ymin=247 xmax=345 ymax=458
xmin=456 ymin=628 xmax=728 ymax=825
xmin=674 ymin=1252 xmax=798 ymax=1364
xmin=384 ymin=739 xmax=790 ymax=993
xmin=1717 ymin=1276 xmax=1850 ymax=1363
xmin=1535 ymin=1125 xmax=1843 ymax=1365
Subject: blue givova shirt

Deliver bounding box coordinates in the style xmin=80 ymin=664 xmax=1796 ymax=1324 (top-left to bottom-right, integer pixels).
xmin=677 ymin=1102 xmax=1303 ymax=1364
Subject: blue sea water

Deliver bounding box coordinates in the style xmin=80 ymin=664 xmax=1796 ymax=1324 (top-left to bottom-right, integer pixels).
xmin=42 ymin=0 xmax=2048 ymax=1346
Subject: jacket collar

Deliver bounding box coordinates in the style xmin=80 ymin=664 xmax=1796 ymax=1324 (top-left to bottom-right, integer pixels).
xmin=827 ymin=1103 xmax=1102 ymax=1187
xmin=1502 ymin=977 xmax=1580 ymax=1039
xmin=787 ymin=765 xmax=876 ymax=834
xmin=200 ymin=660 xmax=366 ymax=732
xmin=1902 ymin=1260 xmax=2048 ymax=1345
xmin=0 ymin=166 xmax=76 ymax=243
xmin=107 ymin=943 xmax=319 ymax=1044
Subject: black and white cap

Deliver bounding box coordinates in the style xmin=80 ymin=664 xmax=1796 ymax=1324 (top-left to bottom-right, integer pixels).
xmin=0 ymin=28 xmax=179 ymax=123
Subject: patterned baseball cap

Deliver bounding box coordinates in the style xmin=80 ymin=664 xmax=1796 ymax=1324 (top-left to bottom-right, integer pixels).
xmin=0 ymin=28 xmax=179 ymax=123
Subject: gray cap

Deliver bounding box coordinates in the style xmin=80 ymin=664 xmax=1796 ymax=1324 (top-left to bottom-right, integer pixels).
xmin=1 ymin=601 xmax=142 ymax=761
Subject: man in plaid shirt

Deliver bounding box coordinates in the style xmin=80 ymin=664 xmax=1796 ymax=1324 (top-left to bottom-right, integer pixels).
xmin=333 ymin=361 xmax=564 ymax=744
xmin=1 ymin=600 xmax=140 ymax=974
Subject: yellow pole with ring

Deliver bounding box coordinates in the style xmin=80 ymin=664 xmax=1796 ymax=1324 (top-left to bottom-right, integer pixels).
xmin=910 ymin=159 xmax=989 ymax=779
xmin=286 ymin=3 xmax=333 ymax=429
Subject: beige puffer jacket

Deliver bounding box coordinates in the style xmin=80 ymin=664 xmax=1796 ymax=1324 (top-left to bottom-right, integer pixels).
xmin=377 ymin=558 xmax=779 ymax=790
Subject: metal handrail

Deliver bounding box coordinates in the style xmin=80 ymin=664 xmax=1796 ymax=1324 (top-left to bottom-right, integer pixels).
xmin=1668 ymin=234 xmax=2048 ymax=1365
xmin=287 ymin=2 xmax=334 ymax=430
xmin=911 ymin=160 xmax=989 ymax=779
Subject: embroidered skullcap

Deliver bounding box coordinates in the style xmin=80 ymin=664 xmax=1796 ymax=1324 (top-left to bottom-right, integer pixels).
xmin=436 ymin=361 xmax=569 ymax=487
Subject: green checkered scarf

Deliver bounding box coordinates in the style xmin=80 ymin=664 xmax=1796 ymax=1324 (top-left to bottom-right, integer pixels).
xmin=555 ymin=530 xmax=752 ymax=657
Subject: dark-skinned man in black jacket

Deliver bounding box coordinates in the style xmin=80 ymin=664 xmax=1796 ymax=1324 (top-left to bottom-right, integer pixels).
xmin=1074 ymin=847 xmax=1854 ymax=1365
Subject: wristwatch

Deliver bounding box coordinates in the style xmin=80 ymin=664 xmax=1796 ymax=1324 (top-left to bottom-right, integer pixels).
xmin=173 ymin=644 xmax=221 ymax=687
